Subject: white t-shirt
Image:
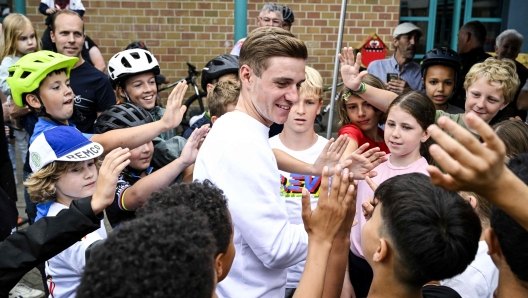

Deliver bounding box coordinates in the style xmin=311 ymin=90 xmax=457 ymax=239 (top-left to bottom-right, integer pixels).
xmin=441 ymin=241 xmax=498 ymax=298
xmin=194 ymin=111 xmax=308 ymax=298
xmin=269 ymin=134 xmax=328 ymax=289
xmin=45 ymin=202 xmax=107 ymax=298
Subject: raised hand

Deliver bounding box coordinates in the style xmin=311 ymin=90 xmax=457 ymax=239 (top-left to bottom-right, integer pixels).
xmin=161 ymin=81 xmax=188 ymax=131
xmin=345 ymin=144 xmax=388 ymax=180
xmin=179 ymin=125 xmax=210 ymax=167
xmin=311 ymin=135 xmax=351 ymax=176
xmin=339 ymin=48 xmax=368 ymax=91
xmin=91 ymin=148 xmax=130 ymax=214
xmin=426 ymin=113 xmax=506 ymax=192
xmin=302 ymin=166 xmax=355 ymax=244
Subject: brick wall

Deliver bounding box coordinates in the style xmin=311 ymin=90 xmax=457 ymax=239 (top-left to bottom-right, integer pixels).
xmin=25 ymin=0 xmax=400 ymax=101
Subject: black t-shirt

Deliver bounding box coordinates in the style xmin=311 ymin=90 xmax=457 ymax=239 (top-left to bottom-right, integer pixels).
xmin=69 ymin=62 xmax=116 ymax=133
xmin=422 ymin=285 xmax=462 ymax=298
xmin=105 ymin=168 xmax=145 ymax=229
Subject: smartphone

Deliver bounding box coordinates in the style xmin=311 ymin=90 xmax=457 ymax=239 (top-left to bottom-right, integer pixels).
xmin=387 ymin=73 xmax=398 ymax=82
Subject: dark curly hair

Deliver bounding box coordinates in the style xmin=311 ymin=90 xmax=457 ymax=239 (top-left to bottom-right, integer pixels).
xmin=136 ymin=180 xmax=232 ymax=255
xmin=77 ymin=206 xmax=216 ymax=298
xmin=375 ymin=173 xmax=481 ymax=287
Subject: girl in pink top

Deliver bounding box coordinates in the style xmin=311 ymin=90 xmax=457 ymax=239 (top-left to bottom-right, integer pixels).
xmin=337 ymin=74 xmax=390 ymax=161
xmin=347 ymin=91 xmax=436 ymax=297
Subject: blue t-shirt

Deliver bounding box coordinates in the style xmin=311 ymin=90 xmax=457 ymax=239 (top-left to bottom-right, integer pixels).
xmin=31 ymin=118 xmax=93 ymax=221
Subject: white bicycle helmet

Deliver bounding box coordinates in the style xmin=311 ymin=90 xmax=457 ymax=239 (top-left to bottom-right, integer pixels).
xmin=108 ymin=49 xmax=160 ymax=87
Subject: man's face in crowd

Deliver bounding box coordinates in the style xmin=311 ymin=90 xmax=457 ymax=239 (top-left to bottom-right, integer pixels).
xmin=50 ymin=13 xmax=85 ymax=59
xmin=394 ymin=31 xmax=420 ymax=60
xmin=257 ymin=11 xmax=282 ymax=28
xmin=248 ymin=56 xmax=305 ymax=126
xmin=495 ymin=37 xmax=522 ymax=60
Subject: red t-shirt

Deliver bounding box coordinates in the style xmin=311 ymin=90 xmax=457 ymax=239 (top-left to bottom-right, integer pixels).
xmin=338 ymin=124 xmax=390 ymax=154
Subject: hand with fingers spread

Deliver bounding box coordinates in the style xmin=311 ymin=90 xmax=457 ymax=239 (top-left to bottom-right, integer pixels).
xmin=91 ymin=147 xmax=131 ymax=214
xmin=294 ymin=166 xmax=356 ymax=298
xmin=179 ymin=125 xmax=210 ymax=167
xmin=160 ymin=81 xmax=188 ymax=131
xmin=311 ymin=135 xmax=352 ymax=176
xmin=344 ymin=144 xmax=388 ymax=180
xmin=427 ymin=113 xmax=528 ymax=231
xmin=339 ymin=48 xmax=368 ymax=92
xmin=302 ymin=165 xmax=355 ymax=243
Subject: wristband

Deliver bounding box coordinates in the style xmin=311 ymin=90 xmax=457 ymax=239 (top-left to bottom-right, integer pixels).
xmin=342 ymin=82 xmax=367 ymax=100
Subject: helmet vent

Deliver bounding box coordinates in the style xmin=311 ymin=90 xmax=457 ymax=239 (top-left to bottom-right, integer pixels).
xmin=145 ymin=53 xmax=153 ymax=64
xmin=121 ymin=57 xmax=132 ymax=68
xmin=20 ymin=71 xmax=31 ymax=79
xmin=34 ymin=60 xmax=43 ymax=63
xmin=130 ymin=52 xmax=141 ymax=60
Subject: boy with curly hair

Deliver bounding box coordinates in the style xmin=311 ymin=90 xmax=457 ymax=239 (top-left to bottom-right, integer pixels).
xmin=24 ymin=126 xmax=130 ymax=297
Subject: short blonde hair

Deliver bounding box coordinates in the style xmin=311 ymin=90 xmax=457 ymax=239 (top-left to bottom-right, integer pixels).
xmin=207 ymin=80 xmax=240 ymax=118
xmin=464 ymin=58 xmax=519 ymax=105
xmin=300 ymin=66 xmax=323 ymax=101
xmin=337 ymin=74 xmax=385 ymax=125
xmin=24 ymin=159 xmax=100 ymax=204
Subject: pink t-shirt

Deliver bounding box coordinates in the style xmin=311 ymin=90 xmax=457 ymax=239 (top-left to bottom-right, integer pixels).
xmin=350 ymin=154 xmax=430 ymax=258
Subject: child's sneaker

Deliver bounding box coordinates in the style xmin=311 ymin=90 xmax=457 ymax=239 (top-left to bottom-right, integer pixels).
xmin=8 ymin=283 xmax=44 ymax=298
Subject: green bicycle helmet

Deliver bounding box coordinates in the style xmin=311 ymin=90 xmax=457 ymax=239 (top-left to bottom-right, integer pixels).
xmin=7 ymin=50 xmax=78 ymax=107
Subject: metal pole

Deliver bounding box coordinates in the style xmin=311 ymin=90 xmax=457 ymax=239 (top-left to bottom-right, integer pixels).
xmin=326 ymin=0 xmax=348 ymax=139
xmin=13 ymin=0 xmax=26 ymax=14
xmin=234 ymin=0 xmax=248 ymax=44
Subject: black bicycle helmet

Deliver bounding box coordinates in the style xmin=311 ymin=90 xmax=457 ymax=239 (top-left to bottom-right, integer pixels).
xmin=420 ymin=47 xmax=461 ymax=79
xmin=201 ymin=54 xmax=239 ymax=91
xmin=282 ymin=6 xmax=295 ymax=24
xmin=94 ymin=103 xmax=153 ymax=134
xmin=125 ymin=41 xmax=148 ymax=51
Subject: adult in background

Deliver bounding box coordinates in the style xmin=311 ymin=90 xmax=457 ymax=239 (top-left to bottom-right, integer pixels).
xmin=49 ymin=10 xmax=116 ymax=133
xmin=492 ymin=29 xmax=528 ymax=123
xmin=367 ymin=22 xmax=423 ymax=94
xmin=451 ymin=21 xmax=492 ymax=109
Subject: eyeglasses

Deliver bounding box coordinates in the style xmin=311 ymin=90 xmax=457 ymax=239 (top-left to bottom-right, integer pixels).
xmin=259 ymin=17 xmax=282 ymax=26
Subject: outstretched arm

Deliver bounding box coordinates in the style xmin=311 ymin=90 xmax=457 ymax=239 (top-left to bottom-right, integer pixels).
xmin=121 ymin=126 xmax=209 ymax=210
xmin=339 ymin=48 xmax=398 ymax=112
xmin=294 ymin=166 xmax=356 ymax=298
xmin=427 ymin=113 xmax=528 ymax=231
xmin=91 ymin=82 xmax=188 ymax=155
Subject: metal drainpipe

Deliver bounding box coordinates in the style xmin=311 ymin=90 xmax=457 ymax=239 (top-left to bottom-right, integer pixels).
xmin=14 ymin=0 xmax=26 ymax=14
xmin=234 ymin=0 xmax=247 ymax=44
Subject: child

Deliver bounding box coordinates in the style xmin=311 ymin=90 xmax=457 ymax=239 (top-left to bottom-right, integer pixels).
xmin=77 ymin=206 xmax=218 ymax=298
xmin=0 ymin=13 xmax=40 ymax=185
xmin=362 ymin=173 xmax=481 ymax=298
xmin=492 ymin=119 xmax=528 ymax=160
xmin=420 ymin=47 xmax=464 ymax=113
xmin=268 ymin=66 xmax=328 ymax=296
xmin=136 ymin=181 xmax=234 ymax=282
xmin=484 ymin=154 xmax=528 ymax=298
xmin=183 ymin=80 xmax=240 ymax=139
xmin=340 ymin=48 xmax=520 ymax=136
xmin=441 ymin=191 xmax=497 ymax=298
xmin=93 ymin=103 xmax=209 ymax=228
xmin=349 ymin=91 xmax=435 ymax=297
xmin=189 ymin=54 xmax=240 ymax=127
xmin=6 ymin=50 xmax=189 ymax=221
xmin=337 ymin=74 xmax=389 ymax=160
xmin=23 ymin=126 xmax=130 ymax=298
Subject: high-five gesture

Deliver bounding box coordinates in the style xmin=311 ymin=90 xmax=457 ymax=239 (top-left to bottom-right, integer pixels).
xmin=339 ymin=48 xmax=368 ymax=91
xmin=161 ymin=81 xmax=188 ymax=131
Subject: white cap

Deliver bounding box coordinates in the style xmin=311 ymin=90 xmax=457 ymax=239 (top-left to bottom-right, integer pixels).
xmin=393 ymin=22 xmax=423 ymax=38
xmin=29 ymin=126 xmax=103 ymax=172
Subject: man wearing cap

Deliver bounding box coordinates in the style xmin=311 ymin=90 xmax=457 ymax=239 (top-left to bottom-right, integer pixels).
xmin=367 ymin=22 xmax=423 ymax=94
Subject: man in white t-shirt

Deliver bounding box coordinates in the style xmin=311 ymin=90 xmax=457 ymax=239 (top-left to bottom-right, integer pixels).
xmin=268 ymin=66 xmax=326 ymax=297
xmin=194 ymin=27 xmax=309 ymax=297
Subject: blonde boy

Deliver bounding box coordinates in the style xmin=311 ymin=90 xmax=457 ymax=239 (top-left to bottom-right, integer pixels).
xmin=24 ymin=126 xmax=129 ymax=297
